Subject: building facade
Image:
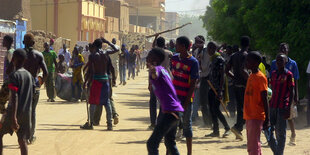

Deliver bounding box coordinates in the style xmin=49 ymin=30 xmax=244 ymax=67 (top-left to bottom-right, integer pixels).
xmin=165 ymin=12 xmax=179 ymax=39
xmin=126 ymin=0 xmax=166 ymax=32
xmin=30 ymin=0 xmax=106 ymax=50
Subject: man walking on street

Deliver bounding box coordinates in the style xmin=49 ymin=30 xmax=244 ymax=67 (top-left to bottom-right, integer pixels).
xmin=42 ymin=42 xmax=57 ymax=102
xmin=225 ymin=36 xmax=250 ymax=140
xmin=119 ymin=44 xmax=128 ymax=85
xmin=7 ymin=33 xmax=48 ymax=144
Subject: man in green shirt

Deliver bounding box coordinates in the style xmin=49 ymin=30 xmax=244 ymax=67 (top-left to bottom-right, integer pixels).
xmin=42 ymin=42 xmax=57 ymax=102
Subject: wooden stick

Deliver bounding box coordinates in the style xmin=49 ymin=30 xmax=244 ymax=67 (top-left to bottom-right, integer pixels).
xmin=146 ymin=22 xmax=192 ymax=38
xmin=207 ymin=80 xmax=230 ymax=117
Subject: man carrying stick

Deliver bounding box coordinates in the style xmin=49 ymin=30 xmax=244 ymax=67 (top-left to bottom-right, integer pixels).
xmin=80 ymin=38 xmax=119 ymax=130
xmin=205 ymin=42 xmax=230 ymax=138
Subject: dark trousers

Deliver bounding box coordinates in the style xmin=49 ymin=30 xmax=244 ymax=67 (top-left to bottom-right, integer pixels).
xmin=147 ymin=112 xmax=180 ymax=155
xmin=46 ymin=73 xmax=56 ymax=100
xmin=269 ymin=108 xmax=287 ymax=155
xmin=149 ymin=90 xmax=158 ymax=125
xmin=30 ymin=90 xmax=40 ymax=140
xmin=227 ymin=85 xmax=236 ymax=117
xmin=199 ymin=78 xmax=212 ymax=126
xmin=94 ymin=78 xmax=117 ymax=124
xmin=72 ymin=82 xmax=82 ymax=99
xmin=208 ymin=90 xmax=230 ymax=133
xmin=233 ymin=86 xmax=246 ymax=131
xmin=307 ymin=101 xmax=310 ymax=126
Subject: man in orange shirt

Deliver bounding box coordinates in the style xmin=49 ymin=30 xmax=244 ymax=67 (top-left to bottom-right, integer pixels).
xmin=244 ymin=51 xmax=269 ymax=155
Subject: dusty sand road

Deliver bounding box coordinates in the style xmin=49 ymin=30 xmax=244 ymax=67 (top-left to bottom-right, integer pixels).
xmin=3 ymin=70 xmax=310 ymax=155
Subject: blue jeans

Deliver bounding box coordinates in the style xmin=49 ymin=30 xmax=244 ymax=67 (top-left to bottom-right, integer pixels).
xmin=147 ymin=112 xmax=180 ymax=155
xmin=72 ymin=82 xmax=82 ymax=99
xmin=89 ymin=103 xmax=112 ymax=125
xmin=128 ymin=63 xmax=135 ymax=79
xmin=119 ymin=64 xmax=126 ymax=83
xmin=192 ymin=88 xmax=200 ymax=121
xmin=180 ymin=103 xmax=193 ymax=138
xmin=30 ymin=89 xmax=40 ymax=140
xmin=269 ymin=108 xmax=287 ymax=155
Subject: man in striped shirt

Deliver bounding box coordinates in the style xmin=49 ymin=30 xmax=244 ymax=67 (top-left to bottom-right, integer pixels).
xmin=171 ymin=36 xmax=199 ymax=155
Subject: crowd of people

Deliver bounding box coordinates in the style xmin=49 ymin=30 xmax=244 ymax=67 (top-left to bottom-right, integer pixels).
xmin=0 ymin=34 xmax=150 ymax=155
xmin=146 ymin=34 xmax=310 ymax=155
xmin=0 ymin=32 xmax=309 ymax=155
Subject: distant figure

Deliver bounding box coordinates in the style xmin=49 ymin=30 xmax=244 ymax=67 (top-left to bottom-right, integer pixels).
xmin=128 ymin=47 xmax=136 ymax=80
xmin=42 ymin=42 xmax=57 ymax=102
xmin=82 ymin=45 xmax=90 ymax=65
xmin=169 ymin=39 xmax=176 ymax=54
xmin=140 ymin=46 xmax=148 ymax=70
xmin=49 ymin=39 xmax=55 ymax=50
xmin=135 ymin=45 xmax=141 ymax=76
xmin=0 ymin=35 xmax=15 ymax=112
xmin=56 ymin=55 xmax=68 ymax=74
xmin=0 ymin=49 xmax=35 ymax=155
xmin=119 ymin=44 xmax=128 ymax=85
xmin=71 ymin=47 xmax=84 ymax=102
xmin=58 ymin=44 xmax=72 ymax=67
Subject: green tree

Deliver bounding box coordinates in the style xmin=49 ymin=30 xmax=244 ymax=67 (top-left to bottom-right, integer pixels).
xmin=201 ymin=0 xmax=310 ymax=97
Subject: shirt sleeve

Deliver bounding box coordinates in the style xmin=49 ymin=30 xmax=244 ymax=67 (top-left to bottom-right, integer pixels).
xmin=270 ymin=60 xmax=276 ymax=73
xmin=53 ymin=51 xmax=58 ymax=60
xmin=287 ymin=72 xmax=295 ymax=88
xmin=79 ymin=54 xmax=85 ymax=63
xmin=292 ymin=62 xmax=300 ymax=80
xmin=259 ymin=76 xmax=268 ymax=92
xmin=8 ymin=73 xmax=19 ymax=92
xmin=307 ymin=61 xmax=310 ymax=74
xmin=7 ymin=49 xmax=14 ymax=63
xmin=190 ymin=58 xmax=200 ymax=79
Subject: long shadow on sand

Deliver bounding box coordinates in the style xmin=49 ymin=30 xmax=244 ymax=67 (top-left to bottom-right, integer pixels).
xmin=39 ymin=124 xmax=81 ymax=127
xmin=120 ymin=100 xmax=149 ymax=109
xmin=221 ymin=144 xmax=247 ymax=150
xmin=116 ymin=140 xmax=147 ymax=144
xmin=109 ymin=128 xmax=148 ymax=132
xmin=3 ymin=145 xmax=19 ymax=149
xmin=126 ymin=116 xmax=150 ymax=124
xmin=116 ymin=92 xmax=149 ymax=98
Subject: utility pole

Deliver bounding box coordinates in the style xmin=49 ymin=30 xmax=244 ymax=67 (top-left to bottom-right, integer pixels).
xmin=136 ymin=0 xmax=140 ymax=32
xmin=45 ymin=0 xmax=48 ymax=33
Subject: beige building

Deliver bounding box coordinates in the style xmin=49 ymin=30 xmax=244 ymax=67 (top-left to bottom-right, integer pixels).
xmin=165 ymin=12 xmax=179 ymax=39
xmin=126 ymin=0 xmax=166 ymax=32
xmin=30 ymin=0 xmax=106 ymax=50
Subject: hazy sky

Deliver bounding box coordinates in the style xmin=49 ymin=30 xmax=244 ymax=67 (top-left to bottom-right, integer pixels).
xmin=165 ymin=0 xmax=210 ymax=15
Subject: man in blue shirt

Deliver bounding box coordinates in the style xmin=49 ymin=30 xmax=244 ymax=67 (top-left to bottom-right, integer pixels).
xmin=270 ymin=43 xmax=299 ymax=146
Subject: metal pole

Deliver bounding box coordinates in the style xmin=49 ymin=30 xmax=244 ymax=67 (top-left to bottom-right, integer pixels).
xmin=46 ymin=0 xmax=48 ymax=33
xmin=136 ymin=0 xmax=140 ymax=32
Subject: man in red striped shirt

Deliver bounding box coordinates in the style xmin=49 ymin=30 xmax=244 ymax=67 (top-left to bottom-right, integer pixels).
xmin=268 ymin=53 xmax=294 ymax=155
xmin=171 ymin=36 xmax=199 ymax=155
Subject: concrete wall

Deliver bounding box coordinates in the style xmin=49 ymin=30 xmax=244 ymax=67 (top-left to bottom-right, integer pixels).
xmin=30 ymin=0 xmax=55 ymax=33
xmin=0 ymin=0 xmax=32 ymax=29
xmin=105 ymin=0 xmax=130 ymax=34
